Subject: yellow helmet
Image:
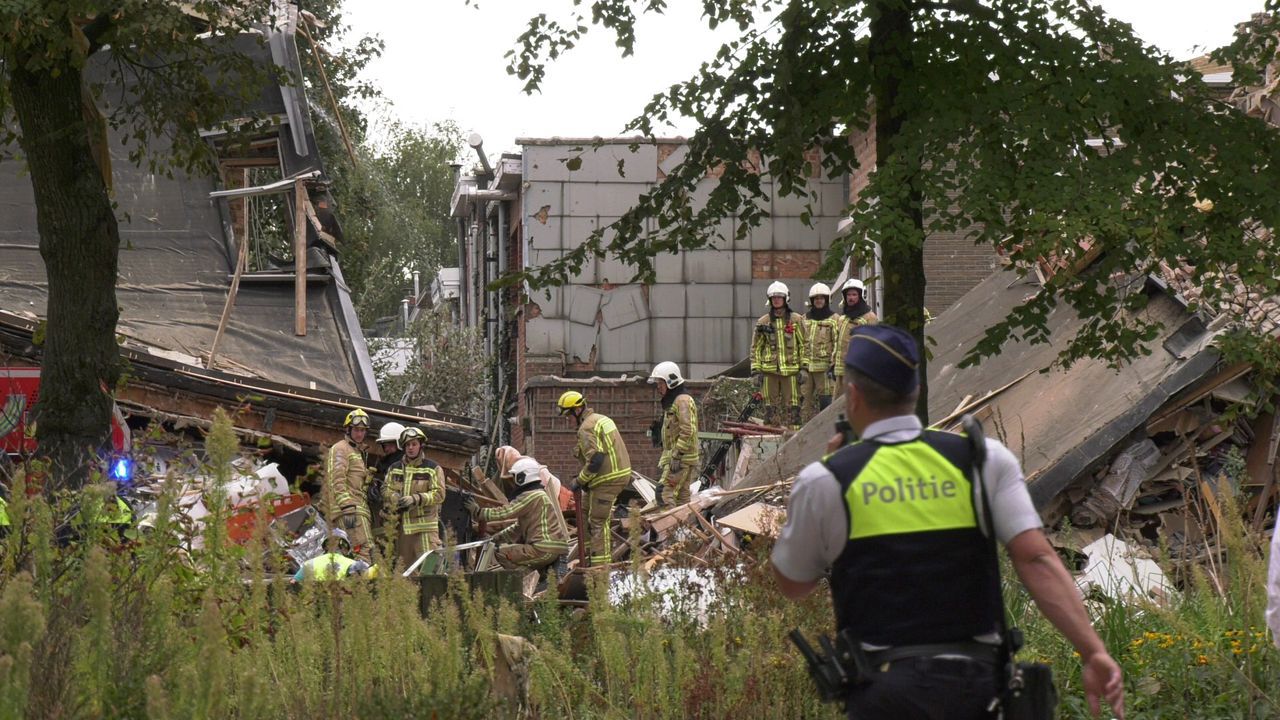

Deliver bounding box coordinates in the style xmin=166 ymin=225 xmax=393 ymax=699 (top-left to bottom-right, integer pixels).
xmin=556 ymin=390 xmax=586 ymax=415
xmin=343 ymin=408 xmax=370 ymax=428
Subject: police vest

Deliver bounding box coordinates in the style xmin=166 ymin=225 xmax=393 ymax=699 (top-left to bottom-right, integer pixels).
xmin=823 ymin=430 xmax=1002 ymax=647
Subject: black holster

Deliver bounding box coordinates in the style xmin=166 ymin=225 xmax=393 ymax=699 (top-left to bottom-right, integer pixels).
xmin=788 ymin=629 xmax=870 ymax=705
xmin=1000 ymin=662 xmax=1057 ymax=720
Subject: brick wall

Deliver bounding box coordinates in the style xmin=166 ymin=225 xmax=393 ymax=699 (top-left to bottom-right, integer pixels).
xmin=846 ymin=123 xmax=998 ymax=313
xmin=520 ymin=379 xmax=711 ymax=481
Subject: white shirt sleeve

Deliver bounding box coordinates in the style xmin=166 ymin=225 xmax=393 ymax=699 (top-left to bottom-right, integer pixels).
xmin=980 ymin=438 xmax=1043 ymax=545
xmin=1268 ymin=519 xmax=1280 ymax=648
xmin=770 ymin=461 xmax=847 ymax=582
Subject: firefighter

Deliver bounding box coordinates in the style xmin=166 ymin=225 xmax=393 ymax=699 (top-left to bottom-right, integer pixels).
xmin=801 ymin=282 xmax=839 ymax=421
xmin=648 ymin=361 xmax=700 ymax=507
xmin=369 ymin=422 xmax=405 ymax=548
xmin=751 ymin=281 xmax=809 ymax=428
xmin=832 ymin=278 xmax=879 ymax=389
xmin=464 ymin=457 xmax=569 ymax=575
xmin=557 ymin=390 xmax=631 ymax=567
xmin=292 ymin=528 xmax=379 ymax=582
xmin=382 ymin=426 xmax=444 ymax=571
xmin=324 ymin=408 xmax=375 ymax=563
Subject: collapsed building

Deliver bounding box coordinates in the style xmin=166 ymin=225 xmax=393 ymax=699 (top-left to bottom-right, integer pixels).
xmin=0 ymin=5 xmax=484 ymax=481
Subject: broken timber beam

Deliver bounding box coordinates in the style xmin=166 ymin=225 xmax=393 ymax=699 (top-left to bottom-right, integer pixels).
xmin=209 ymin=177 xmax=250 ymax=368
xmin=293 ymin=179 xmax=308 ymax=336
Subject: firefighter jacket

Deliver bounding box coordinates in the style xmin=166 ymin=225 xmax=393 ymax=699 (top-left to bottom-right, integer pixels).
xmin=574 ymin=409 xmax=632 ymax=488
xmin=832 ymin=310 xmax=879 ymax=375
xmin=803 ymin=312 xmax=840 ymax=373
xmin=325 ymin=437 xmax=369 ymax=516
xmin=480 ymin=485 xmax=570 ymax=555
xmin=658 ymin=390 xmax=700 ymax=469
xmin=383 ymin=456 xmax=444 ymax=536
xmin=751 ymin=310 xmax=808 ymax=375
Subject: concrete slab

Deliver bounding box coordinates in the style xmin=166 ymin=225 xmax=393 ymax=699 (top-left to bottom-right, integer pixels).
xmin=733 ymin=250 xmax=753 ymax=284
xmin=685 ymin=284 xmax=736 ymax=318
xmin=651 ymin=318 xmax=686 ymax=358
xmin=523 ymin=146 xmax=580 ymax=183
xmin=526 ymin=216 xmax=563 ymax=250
xmin=683 ymin=249 xmax=735 ymax=284
xmin=598 ymin=321 xmax=651 ymax=366
xmin=821 ymin=180 xmax=849 ymax=217
xmin=688 ymin=363 xmax=731 ymax=380
xmin=770 ymin=187 xmax=819 ymax=217
xmin=574 ymin=143 xmax=659 ymax=184
xmin=600 ymin=285 xmax=649 ymax=329
xmin=567 ymin=320 xmax=598 ymax=363
xmin=653 ymin=252 xmax=684 ymax=283
xmin=772 ymin=216 xmax=824 ymax=250
xmin=565 ymin=286 xmax=603 ymax=326
xmin=524 ymin=317 xmax=565 ymax=355
xmin=685 ymin=318 xmax=736 ymax=363
xmin=564 ymin=182 xmax=647 ymax=217
xmin=522 ymin=180 xmax=564 ymax=217
xmin=527 ymin=286 xmax=562 ymax=318
xmin=647 ymin=284 xmax=687 ymax=317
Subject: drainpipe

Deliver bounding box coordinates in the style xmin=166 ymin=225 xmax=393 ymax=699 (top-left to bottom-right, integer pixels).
xmin=401 ymin=298 xmax=410 ymax=332
xmin=495 ymin=199 xmax=508 ymax=445
xmin=412 ymin=270 xmax=420 ymax=305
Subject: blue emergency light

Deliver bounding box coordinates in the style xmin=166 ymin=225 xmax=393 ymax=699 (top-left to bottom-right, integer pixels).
xmin=111 ymin=457 xmax=132 ymax=481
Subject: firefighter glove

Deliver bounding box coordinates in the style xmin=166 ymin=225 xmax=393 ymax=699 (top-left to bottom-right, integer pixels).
xmin=798 ymin=369 xmax=811 ymax=385
xmin=669 ymin=457 xmax=683 ymax=475
xmin=341 ymin=513 xmax=358 ymax=530
xmin=751 ymin=371 xmax=764 ymax=389
xmin=463 ymin=495 xmax=481 ymax=517
xmin=396 ymin=495 xmax=415 ymax=511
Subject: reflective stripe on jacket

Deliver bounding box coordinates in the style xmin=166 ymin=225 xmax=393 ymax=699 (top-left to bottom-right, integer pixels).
xmin=659 ymin=392 xmax=700 ymax=467
xmin=751 ymin=311 xmax=807 ymax=374
xmin=804 ymin=315 xmax=840 ymax=372
xmin=480 ymin=487 xmax=570 ymax=554
xmin=384 ymin=457 xmax=443 ymax=535
xmin=325 ymin=437 xmax=369 ymax=514
xmin=575 ymin=410 xmax=632 ymax=488
xmin=831 ymin=311 xmax=879 ymax=375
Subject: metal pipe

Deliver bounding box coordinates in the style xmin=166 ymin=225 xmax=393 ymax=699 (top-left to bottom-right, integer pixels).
xmin=455 ymin=217 xmax=467 ymax=325
xmin=468 ymin=133 xmax=494 ymax=177
xmin=401 ymin=298 xmax=410 ymax=331
xmin=495 ymin=200 xmax=508 ymax=446
xmin=412 ymin=270 xmax=420 ymax=302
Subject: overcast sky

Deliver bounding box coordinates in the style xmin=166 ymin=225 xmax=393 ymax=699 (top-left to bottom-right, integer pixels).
xmin=343 ymin=1 xmax=1265 ymax=157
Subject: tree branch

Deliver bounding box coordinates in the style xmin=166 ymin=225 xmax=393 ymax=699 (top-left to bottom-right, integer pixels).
xmin=82 ymin=11 xmax=118 ymax=55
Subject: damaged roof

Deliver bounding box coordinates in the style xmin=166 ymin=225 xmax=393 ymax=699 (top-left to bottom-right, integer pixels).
xmin=0 ymin=22 xmax=377 ymax=399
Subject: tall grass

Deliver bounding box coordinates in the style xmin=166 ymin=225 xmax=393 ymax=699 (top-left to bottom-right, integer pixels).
xmin=0 ymin=408 xmax=1274 ymax=718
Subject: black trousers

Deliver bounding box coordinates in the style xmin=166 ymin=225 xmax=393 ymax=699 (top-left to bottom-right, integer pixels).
xmin=847 ymin=657 xmax=998 ymax=720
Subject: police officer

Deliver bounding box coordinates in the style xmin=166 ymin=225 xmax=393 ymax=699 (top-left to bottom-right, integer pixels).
xmin=771 ymin=325 xmax=1125 ymax=720
xmin=557 ymin=390 xmax=631 ymax=567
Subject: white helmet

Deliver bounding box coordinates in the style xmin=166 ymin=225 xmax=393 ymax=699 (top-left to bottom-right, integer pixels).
xmin=808 ymin=282 xmax=831 ymax=299
xmin=766 ymin=281 xmax=790 ymax=302
xmin=376 ymin=422 xmax=406 ymax=444
xmin=509 ymin=457 xmax=543 ymax=488
xmin=648 ymin=360 xmax=685 ymax=388
xmin=841 ymin=278 xmax=865 ymax=294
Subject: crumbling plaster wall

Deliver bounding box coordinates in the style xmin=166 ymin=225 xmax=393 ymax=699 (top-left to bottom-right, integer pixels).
xmin=519 ymin=139 xmax=847 ymax=381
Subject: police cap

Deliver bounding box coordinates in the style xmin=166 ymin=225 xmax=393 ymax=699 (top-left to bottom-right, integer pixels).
xmin=844 ymin=324 xmax=920 ymax=395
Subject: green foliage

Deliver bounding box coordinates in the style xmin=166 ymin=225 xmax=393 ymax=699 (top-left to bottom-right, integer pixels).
xmin=371 ymin=305 xmax=487 ymax=417
xmin=0 ymin=1 xmax=278 ymax=177
xmin=336 ymin=120 xmax=466 ymax=325
xmin=0 ymin=465 xmax=1275 ymax=717
xmin=504 ymin=0 xmax=1280 ymax=389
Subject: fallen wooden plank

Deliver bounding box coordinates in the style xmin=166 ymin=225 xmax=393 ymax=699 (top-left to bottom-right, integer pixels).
xmin=933 ymin=369 xmax=1037 ymax=430
xmin=1145 ymin=361 xmax=1252 ymax=432
xmin=716 ymin=502 xmax=785 ymax=537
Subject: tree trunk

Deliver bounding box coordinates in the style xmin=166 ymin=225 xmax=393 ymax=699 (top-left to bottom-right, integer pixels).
xmin=869 ymin=0 xmax=929 ymax=422
xmin=9 ymin=58 xmax=122 ymax=490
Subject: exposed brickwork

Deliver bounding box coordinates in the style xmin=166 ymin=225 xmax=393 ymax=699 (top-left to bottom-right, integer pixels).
xmin=845 ymin=123 xmax=997 ymax=312
xmin=520 ymin=380 xmax=711 ymax=481
xmin=752 ymin=250 xmax=822 ymax=279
